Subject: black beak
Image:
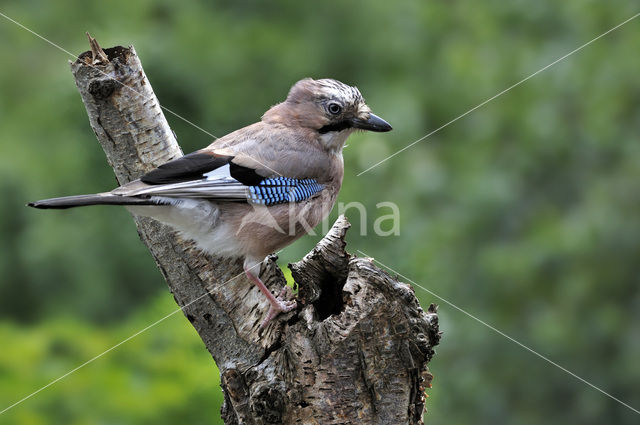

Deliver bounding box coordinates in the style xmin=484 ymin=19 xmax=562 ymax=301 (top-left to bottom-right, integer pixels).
xmin=352 ymin=113 xmax=392 ymax=132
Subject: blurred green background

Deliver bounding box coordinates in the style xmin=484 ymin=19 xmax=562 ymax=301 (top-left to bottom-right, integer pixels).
xmin=1 ymin=1 xmax=639 ymax=424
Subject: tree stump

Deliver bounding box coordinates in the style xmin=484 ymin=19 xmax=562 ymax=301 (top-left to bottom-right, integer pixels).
xmin=70 ymin=37 xmax=440 ymax=424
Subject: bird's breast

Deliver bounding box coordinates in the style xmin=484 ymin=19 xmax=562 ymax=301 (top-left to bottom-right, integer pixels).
xmin=218 ymin=185 xmax=339 ymax=258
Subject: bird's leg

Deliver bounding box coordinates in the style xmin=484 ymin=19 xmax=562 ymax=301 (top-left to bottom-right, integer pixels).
xmin=244 ymin=265 xmax=297 ymax=327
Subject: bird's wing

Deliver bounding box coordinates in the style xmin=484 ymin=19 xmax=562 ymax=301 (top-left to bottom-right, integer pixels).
xmin=113 ymin=149 xmax=325 ymax=205
xmin=139 ymin=150 xmax=267 ymax=186
xmin=203 ymin=122 xmax=334 ymax=181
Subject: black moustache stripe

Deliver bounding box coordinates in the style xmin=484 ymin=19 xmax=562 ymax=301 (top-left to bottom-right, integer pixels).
xmin=318 ymin=120 xmax=352 ymax=134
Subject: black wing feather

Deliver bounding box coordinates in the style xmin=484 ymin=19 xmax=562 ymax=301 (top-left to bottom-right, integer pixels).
xmin=141 ymin=152 xmax=233 ymax=185
xmin=229 ymin=162 xmax=264 ymax=186
xmin=140 ymin=151 xmax=270 ymax=187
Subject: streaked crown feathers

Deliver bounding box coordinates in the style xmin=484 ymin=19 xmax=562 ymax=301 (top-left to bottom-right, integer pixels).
xmin=287 ymin=78 xmax=364 ymax=106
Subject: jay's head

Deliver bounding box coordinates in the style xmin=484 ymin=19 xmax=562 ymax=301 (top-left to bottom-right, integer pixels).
xmin=263 ymin=78 xmax=392 ymax=153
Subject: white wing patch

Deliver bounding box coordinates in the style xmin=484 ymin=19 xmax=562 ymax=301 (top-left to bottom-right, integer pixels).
xmin=204 ymin=164 xmax=232 ymax=181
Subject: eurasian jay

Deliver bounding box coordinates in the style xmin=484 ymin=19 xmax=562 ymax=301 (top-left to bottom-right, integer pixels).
xmin=29 ymin=78 xmax=392 ymax=326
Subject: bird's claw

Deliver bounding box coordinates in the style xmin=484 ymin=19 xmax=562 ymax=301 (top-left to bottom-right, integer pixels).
xmin=261 ymin=286 xmax=297 ymax=328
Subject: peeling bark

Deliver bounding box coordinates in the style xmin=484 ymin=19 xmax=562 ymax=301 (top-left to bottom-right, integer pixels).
xmin=70 ymin=40 xmax=439 ymax=424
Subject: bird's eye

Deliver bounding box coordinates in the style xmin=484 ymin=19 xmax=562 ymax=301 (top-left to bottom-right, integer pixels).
xmin=328 ymin=103 xmax=342 ymax=115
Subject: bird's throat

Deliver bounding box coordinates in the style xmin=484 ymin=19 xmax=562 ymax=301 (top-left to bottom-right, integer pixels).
xmin=319 ymin=129 xmax=353 ymax=154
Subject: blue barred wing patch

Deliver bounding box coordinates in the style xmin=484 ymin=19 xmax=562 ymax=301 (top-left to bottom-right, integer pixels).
xmin=248 ymin=177 xmax=324 ymax=206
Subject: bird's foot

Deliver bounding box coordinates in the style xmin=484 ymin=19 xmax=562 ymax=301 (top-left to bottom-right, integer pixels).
xmin=261 ymin=286 xmax=297 ymax=328
xmin=244 ymin=264 xmax=297 ymax=328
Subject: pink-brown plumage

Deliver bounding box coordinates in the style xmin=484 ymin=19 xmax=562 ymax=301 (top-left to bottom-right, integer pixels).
xmin=29 ymin=78 xmax=391 ymax=326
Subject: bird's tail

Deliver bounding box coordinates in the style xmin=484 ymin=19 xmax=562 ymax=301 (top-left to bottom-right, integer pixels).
xmin=28 ymin=193 xmax=161 ymax=209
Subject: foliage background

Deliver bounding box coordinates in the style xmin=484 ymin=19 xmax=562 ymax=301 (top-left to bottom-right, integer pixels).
xmin=1 ymin=1 xmax=639 ymax=424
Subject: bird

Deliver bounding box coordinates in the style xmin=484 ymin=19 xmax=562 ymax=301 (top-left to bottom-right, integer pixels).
xmin=28 ymin=78 xmax=392 ymax=327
